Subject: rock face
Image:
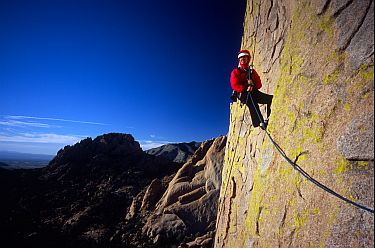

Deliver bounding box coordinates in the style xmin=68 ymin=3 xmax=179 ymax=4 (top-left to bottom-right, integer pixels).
xmin=145 ymin=141 xmax=201 ymax=163
xmin=143 ymin=136 xmax=227 ymax=247
xmin=215 ymin=1 xmax=374 ymax=247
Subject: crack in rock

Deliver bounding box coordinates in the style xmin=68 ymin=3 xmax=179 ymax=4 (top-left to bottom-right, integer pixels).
xmin=336 ymin=0 xmax=372 ymax=51
xmin=317 ymin=0 xmax=331 ymax=15
xmin=223 ymin=177 xmax=237 ymax=241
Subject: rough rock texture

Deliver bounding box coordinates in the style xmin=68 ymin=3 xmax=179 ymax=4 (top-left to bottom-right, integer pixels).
xmin=215 ymin=1 xmax=374 ymax=247
xmin=145 ymin=142 xmax=201 ymax=163
xmin=337 ymin=113 xmax=374 ymax=161
xmin=143 ymin=136 xmax=227 ymax=247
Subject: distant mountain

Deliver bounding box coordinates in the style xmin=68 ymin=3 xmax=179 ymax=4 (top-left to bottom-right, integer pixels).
xmin=145 ymin=141 xmax=201 ymax=163
xmin=0 ymin=151 xmax=53 ymax=161
xmin=0 ymin=151 xmax=54 ymax=169
xmin=0 ymin=161 xmax=9 ymax=167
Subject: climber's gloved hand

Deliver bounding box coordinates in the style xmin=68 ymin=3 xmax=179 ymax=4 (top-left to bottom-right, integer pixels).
xmin=247 ymin=79 xmax=255 ymax=92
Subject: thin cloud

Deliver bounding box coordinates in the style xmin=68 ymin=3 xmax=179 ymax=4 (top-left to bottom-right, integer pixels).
xmin=0 ymin=120 xmax=58 ymax=128
xmin=149 ymin=134 xmax=166 ymax=139
xmin=139 ymin=140 xmax=174 ymax=150
xmin=0 ymin=133 xmax=85 ymax=144
xmin=6 ymin=115 xmax=109 ymax=126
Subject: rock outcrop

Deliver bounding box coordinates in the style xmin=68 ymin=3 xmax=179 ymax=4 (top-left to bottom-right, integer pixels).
xmin=145 ymin=141 xmax=201 ymax=163
xmin=0 ymin=133 xmax=180 ymax=248
xmin=0 ymin=133 xmax=227 ymax=248
xmin=143 ymin=136 xmax=227 ymax=247
xmin=215 ymin=0 xmax=374 ymax=247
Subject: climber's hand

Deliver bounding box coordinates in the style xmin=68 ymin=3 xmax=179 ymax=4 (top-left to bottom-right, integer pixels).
xmin=247 ymin=79 xmax=255 ymax=91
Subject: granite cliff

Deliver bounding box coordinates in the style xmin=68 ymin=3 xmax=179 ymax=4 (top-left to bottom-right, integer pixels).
xmin=215 ymin=0 xmax=374 ymax=247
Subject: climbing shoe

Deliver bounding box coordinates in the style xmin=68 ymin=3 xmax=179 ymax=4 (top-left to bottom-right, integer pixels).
xmin=230 ymin=91 xmax=238 ymax=102
xmin=260 ymin=122 xmax=266 ymax=130
xmin=260 ymin=119 xmax=269 ymax=130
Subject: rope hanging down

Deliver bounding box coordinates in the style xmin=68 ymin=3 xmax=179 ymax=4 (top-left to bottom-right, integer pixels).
xmin=250 ymin=1 xmax=372 ymax=214
xmin=247 ymin=91 xmax=374 ymax=214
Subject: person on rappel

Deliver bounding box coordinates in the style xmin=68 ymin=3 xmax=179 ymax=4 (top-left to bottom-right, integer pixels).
xmin=230 ymin=49 xmax=273 ymax=130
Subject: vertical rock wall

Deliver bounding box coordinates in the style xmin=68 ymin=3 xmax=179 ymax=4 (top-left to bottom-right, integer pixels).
xmin=215 ymin=0 xmax=374 ymax=247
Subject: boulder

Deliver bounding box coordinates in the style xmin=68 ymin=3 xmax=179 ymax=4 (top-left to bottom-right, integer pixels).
xmin=140 ymin=179 xmax=164 ymax=214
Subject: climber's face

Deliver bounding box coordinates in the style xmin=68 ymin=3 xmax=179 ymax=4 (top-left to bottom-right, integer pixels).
xmin=239 ymin=55 xmax=250 ymax=65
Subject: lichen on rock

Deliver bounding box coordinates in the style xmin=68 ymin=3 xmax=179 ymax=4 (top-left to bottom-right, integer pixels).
xmin=215 ymin=0 xmax=374 ymax=247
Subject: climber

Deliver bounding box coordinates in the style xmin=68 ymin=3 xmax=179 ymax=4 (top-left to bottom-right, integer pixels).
xmin=230 ymin=49 xmax=273 ymax=129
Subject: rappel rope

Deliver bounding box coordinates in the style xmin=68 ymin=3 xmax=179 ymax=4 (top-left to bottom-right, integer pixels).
xmin=246 ymin=2 xmax=373 ymax=213
xmin=245 ymin=6 xmax=373 ymax=213
xmin=247 ymin=91 xmax=374 ymax=214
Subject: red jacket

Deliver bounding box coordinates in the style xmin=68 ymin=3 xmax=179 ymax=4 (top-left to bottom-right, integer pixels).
xmin=230 ymin=67 xmax=262 ymax=93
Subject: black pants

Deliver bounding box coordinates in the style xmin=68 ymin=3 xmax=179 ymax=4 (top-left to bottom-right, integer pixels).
xmin=239 ymin=90 xmax=273 ymax=127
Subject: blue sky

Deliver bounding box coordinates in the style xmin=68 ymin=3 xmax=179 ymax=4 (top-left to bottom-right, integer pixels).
xmin=0 ymin=0 xmax=246 ymax=155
